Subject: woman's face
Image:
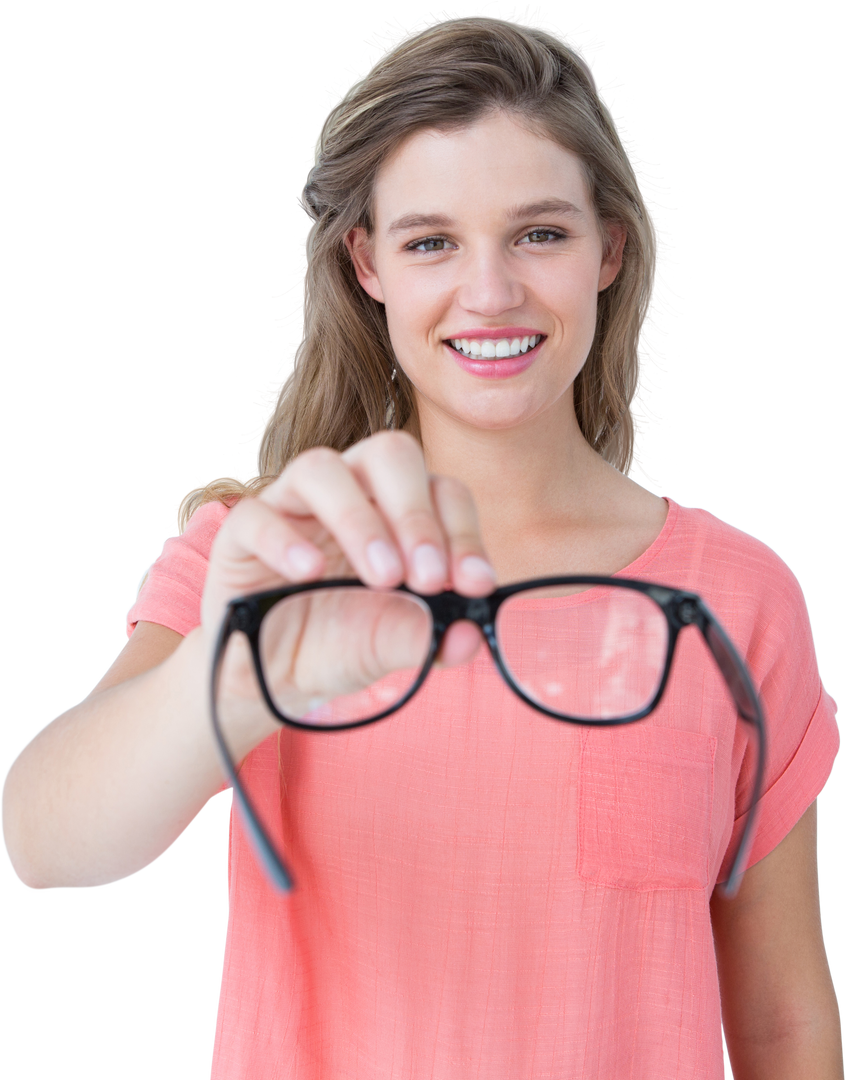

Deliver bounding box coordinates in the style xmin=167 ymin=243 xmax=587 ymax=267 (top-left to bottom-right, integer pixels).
xmin=348 ymin=110 xmax=625 ymax=435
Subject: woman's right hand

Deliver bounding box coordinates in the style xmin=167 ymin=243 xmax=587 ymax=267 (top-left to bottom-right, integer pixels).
xmin=202 ymin=431 xmax=498 ymax=727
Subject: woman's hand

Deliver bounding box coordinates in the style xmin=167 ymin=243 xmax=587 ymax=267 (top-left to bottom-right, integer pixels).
xmin=202 ymin=431 xmax=498 ymax=723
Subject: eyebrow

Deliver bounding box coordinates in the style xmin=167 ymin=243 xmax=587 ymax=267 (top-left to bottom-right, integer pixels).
xmin=385 ymin=199 xmax=586 ymax=236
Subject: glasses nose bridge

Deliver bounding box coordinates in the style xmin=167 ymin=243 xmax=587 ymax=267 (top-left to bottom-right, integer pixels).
xmin=432 ymin=592 xmax=494 ymax=633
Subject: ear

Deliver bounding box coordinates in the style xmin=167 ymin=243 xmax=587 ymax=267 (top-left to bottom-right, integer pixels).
xmin=346 ymin=227 xmax=385 ymax=303
xmin=598 ymin=223 xmax=626 ymax=292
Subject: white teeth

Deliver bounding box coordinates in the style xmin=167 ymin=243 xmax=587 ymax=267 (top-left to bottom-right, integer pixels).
xmin=448 ymin=335 xmax=542 ymax=359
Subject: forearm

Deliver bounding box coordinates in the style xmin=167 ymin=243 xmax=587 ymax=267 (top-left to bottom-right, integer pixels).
xmin=3 ymin=627 xmax=272 ymax=888
xmin=725 ymin=1006 xmax=843 ymax=1080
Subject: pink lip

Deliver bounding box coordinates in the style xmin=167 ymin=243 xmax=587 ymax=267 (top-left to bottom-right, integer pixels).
xmin=444 ymin=338 xmax=543 ymax=379
xmin=445 ymin=326 xmax=544 ymax=340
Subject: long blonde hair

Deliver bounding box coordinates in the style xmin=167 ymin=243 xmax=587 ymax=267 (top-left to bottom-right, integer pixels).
xmin=180 ymin=17 xmax=655 ymax=531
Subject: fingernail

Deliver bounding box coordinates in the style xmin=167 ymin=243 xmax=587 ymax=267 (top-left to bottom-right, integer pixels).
xmin=413 ymin=543 xmax=447 ymax=587
xmin=366 ymin=539 xmax=403 ymax=581
xmin=285 ymin=544 xmax=322 ymax=578
xmin=460 ymin=556 xmax=496 ymax=583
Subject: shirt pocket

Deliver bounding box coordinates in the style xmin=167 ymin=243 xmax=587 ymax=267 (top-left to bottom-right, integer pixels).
xmin=577 ymin=725 xmax=716 ymax=890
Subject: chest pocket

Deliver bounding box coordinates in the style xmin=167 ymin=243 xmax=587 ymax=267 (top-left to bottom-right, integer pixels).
xmin=577 ymin=724 xmax=716 ymax=890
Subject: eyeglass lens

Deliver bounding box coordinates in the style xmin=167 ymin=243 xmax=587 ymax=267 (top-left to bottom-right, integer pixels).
xmin=215 ymin=584 xmax=671 ymax=734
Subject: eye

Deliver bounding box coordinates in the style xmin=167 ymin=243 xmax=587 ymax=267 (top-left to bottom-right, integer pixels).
xmin=406 ymin=236 xmax=453 ymax=252
xmin=518 ymin=227 xmax=566 ymax=245
xmin=404 ymin=226 xmax=570 ymax=253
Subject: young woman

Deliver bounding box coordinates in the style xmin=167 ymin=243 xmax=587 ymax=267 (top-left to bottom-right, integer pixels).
xmin=4 ymin=17 xmax=841 ymax=1079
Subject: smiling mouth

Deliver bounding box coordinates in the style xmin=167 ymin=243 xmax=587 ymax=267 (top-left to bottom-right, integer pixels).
xmin=445 ymin=334 xmax=545 ymax=359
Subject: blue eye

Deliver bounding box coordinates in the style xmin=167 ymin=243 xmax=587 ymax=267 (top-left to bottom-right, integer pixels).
xmin=406 ymin=227 xmax=566 ymax=252
xmin=408 ymin=236 xmax=449 ymax=252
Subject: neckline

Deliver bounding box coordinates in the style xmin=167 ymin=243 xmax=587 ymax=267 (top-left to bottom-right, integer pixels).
xmin=613 ymin=492 xmax=678 ymax=578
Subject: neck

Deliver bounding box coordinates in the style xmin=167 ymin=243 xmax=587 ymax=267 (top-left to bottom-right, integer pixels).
xmin=413 ymin=394 xmax=608 ymax=534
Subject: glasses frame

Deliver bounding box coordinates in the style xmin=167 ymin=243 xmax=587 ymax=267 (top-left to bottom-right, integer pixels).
xmin=210 ymin=575 xmax=767 ymax=901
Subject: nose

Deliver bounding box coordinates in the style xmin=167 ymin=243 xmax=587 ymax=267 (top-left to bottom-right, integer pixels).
xmin=455 ymin=246 xmax=526 ymax=317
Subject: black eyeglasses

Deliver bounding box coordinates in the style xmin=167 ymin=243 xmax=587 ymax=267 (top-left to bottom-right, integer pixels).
xmin=209 ymin=578 xmax=769 ymax=898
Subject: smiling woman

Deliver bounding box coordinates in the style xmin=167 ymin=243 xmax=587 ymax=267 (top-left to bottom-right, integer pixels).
xmin=152 ymin=10 xmax=838 ymax=1080
xmin=164 ymin=5 xmax=669 ymax=535
xmin=346 ymin=117 xmax=626 ymax=432
xmin=3 ymin=14 xmax=841 ymax=1080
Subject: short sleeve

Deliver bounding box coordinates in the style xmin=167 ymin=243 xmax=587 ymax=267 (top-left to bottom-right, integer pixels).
xmin=126 ymin=499 xmax=230 ymax=638
xmin=717 ymin=554 xmax=839 ymax=881
xmin=118 ymin=501 xmax=231 ymax=799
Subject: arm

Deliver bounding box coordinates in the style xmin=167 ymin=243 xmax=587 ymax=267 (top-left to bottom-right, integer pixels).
xmin=710 ymin=800 xmax=843 ymax=1079
xmin=2 ymin=621 xmax=244 ymax=887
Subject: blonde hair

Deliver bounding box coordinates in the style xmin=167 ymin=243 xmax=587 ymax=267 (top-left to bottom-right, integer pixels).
xmin=180 ymin=16 xmax=655 ymax=531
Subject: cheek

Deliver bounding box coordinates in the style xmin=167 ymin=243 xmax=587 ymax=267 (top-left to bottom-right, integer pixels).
xmin=538 ymin=253 xmax=601 ymax=304
xmin=382 ymin=277 xmax=448 ymax=351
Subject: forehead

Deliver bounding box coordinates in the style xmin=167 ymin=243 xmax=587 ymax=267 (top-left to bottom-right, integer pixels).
xmin=370 ymin=112 xmax=592 ymax=230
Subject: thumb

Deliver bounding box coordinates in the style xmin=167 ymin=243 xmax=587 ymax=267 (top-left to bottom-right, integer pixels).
xmin=432 ymin=621 xmax=483 ymax=669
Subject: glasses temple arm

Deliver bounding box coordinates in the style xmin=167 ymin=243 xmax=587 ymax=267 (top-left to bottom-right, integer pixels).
xmin=695 ymin=601 xmax=768 ymax=900
xmin=209 ymin=613 xmax=296 ymax=889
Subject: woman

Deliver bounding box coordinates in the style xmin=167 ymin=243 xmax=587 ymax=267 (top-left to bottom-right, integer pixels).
xmin=4 ymin=17 xmax=841 ymax=1079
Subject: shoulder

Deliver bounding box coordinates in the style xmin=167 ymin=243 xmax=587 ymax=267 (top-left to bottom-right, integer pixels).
xmin=170 ymin=494 xmax=234 ymax=540
xmin=662 ymin=500 xmax=802 ymax=600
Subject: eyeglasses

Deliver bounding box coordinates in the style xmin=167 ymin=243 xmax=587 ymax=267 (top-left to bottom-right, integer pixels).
xmin=210 ymin=575 xmax=766 ymax=900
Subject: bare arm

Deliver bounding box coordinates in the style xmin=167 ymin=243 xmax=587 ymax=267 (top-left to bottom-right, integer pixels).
xmin=3 ymin=432 xmax=497 ymax=890
xmin=2 ymin=621 xmax=235 ymax=887
xmin=711 ymin=800 xmax=843 ymax=1079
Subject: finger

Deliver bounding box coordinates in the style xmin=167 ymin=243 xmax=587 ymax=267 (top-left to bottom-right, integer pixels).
xmin=200 ymin=498 xmax=327 ymax=634
xmin=224 ymin=497 xmax=325 ymax=583
xmin=259 ymin=446 xmax=406 ymax=588
xmin=342 ymin=431 xmax=450 ymax=594
xmin=433 ymin=621 xmax=484 ymax=668
xmin=429 ymin=475 xmax=496 ymax=596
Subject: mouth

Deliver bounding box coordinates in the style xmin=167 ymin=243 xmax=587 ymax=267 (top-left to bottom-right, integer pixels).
xmin=443 ymin=334 xmax=548 ymax=378
xmin=443 ymin=332 xmax=548 ymax=358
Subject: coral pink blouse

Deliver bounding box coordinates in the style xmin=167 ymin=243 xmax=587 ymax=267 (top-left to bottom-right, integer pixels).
xmin=128 ymin=498 xmax=838 ymax=1079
